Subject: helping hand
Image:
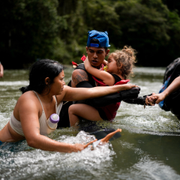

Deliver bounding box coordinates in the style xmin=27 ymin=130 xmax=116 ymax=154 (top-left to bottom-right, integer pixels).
xmin=146 ymin=93 xmax=165 ymax=104
xmin=145 ymin=93 xmax=157 ymax=106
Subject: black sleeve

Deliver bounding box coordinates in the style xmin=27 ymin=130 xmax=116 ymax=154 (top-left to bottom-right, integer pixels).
xmin=123 ymin=96 xmax=146 ymax=105
xmin=76 ymin=81 xmax=141 ymax=106
xmin=123 ymin=94 xmax=152 ymax=105
xmin=76 ymin=81 xmax=94 ymax=88
xmin=76 ymin=81 xmax=122 ymax=106
xmin=112 ymin=74 xmax=121 ymax=83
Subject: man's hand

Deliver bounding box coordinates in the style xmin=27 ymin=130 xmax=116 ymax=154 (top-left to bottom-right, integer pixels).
xmin=146 ymin=93 xmax=165 ymax=105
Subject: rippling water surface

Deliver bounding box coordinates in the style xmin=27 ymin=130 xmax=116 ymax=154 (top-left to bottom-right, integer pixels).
xmin=0 ymin=67 xmax=180 ymax=180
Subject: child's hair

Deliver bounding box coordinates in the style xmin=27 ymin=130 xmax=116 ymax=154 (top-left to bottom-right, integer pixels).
xmin=109 ymin=46 xmax=136 ymax=79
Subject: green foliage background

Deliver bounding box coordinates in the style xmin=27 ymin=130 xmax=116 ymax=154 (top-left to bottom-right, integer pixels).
xmin=0 ymin=0 xmax=180 ymax=69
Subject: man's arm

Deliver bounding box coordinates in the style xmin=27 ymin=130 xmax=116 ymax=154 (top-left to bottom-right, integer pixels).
xmin=71 ymin=69 xmax=89 ymax=87
xmin=123 ymin=94 xmax=152 ymax=105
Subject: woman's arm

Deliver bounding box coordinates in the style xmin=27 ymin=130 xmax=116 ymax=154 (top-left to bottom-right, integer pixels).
xmin=84 ymin=58 xmax=115 ymax=85
xmin=62 ymin=83 xmax=137 ymax=102
xmin=18 ymin=94 xmax=86 ymax=153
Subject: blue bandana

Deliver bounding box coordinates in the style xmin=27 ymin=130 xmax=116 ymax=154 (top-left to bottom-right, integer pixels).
xmin=87 ymin=30 xmax=110 ymax=48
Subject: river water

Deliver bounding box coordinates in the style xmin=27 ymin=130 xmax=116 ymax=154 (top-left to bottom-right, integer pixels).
xmin=0 ymin=67 xmax=180 ymax=180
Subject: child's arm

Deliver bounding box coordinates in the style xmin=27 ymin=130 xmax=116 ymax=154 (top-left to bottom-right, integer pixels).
xmin=102 ymin=59 xmax=108 ymax=66
xmin=84 ymin=58 xmax=115 ymax=86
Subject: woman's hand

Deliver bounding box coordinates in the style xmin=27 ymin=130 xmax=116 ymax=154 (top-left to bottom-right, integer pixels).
xmin=72 ymin=144 xmax=86 ymax=152
xmin=72 ymin=139 xmax=97 ymax=152
xmin=121 ymin=84 xmax=139 ymax=91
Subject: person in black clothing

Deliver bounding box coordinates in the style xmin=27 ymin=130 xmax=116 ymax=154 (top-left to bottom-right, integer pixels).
xmin=68 ymin=46 xmax=137 ymax=127
xmin=57 ymin=30 xmax=145 ymax=128
xmin=147 ymin=58 xmax=180 ymax=120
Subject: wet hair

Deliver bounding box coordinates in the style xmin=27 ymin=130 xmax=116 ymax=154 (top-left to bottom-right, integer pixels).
xmin=20 ymin=59 xmax=63 ymax=94
xmin=109 ymin=46 xmax=136 ymax=79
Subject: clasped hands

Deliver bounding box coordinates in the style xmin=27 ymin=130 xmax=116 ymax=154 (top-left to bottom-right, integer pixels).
xmin=145 ymin=93 xmax=165 ymax=106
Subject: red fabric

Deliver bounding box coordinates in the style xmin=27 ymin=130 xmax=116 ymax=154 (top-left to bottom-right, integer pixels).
xmin=72 ymin=61 xmax=78 ymax=66
xmin=81 ymin=55 xmax=86 ymax=61
xmin=92 ymin=76 xmax=129 ymax=86
xmin=93 ymin=77 xmax=129 ymax=121
xmin=72 ymin=56 xmax=130 ymax=121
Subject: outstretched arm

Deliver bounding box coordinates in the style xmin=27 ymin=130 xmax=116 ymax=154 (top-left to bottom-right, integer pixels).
xmin=70 ymin=65 xmax=140 ymax=106
xmin=70 ymin=68 xmax=122 ymax=105
xmin=62 ymin=83 xmax=137 ymax=102
xmin=148 ymin=76 xmax=180 ymax=104
xmin=84 ymin=58 xmax=115 ymax=85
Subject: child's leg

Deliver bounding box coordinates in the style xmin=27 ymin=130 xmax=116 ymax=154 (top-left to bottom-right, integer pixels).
xmin=68 ymin=104 xmax=103 ymax=127
xmin=68 ymin=104 xmax=81 ymax=127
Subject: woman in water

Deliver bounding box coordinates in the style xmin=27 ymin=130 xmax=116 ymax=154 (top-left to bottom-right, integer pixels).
xmin=0 ymin=59 xmax=136 ymax=153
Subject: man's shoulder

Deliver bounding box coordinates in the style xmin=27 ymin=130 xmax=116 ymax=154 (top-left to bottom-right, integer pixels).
xmin=75 ymin=63 xmax=85 ymax=70
xmin=72 ymin=68 xmax=88 ymax=77
xmin=71 ymin=64 xmax=89 ymax=86
xmin=72 ymin=63 xmax=87 ymax=76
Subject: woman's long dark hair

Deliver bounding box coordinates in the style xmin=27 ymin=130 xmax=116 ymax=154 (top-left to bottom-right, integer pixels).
xmin=20 ymin=59 xmax=63 ymax=94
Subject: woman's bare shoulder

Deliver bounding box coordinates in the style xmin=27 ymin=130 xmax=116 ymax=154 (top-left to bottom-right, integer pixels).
xmin=18 ymin=91 xmax=37 ymax=101
xmin=14 ymin=91 xmax=40 ymax=119
xmin=16 ymin=91 xmax=40 ymax=109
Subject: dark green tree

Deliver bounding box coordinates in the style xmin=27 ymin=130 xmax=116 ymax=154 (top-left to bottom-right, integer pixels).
xmin=0 ymin=0 xmax=61 ymax=69
xmin=1 ymin=0 xmax=180 ymax=68
xmin=162 ymin=0 xmax=180 ymax=15
xmin=114 ymin=0 xmax=172 ymax=66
